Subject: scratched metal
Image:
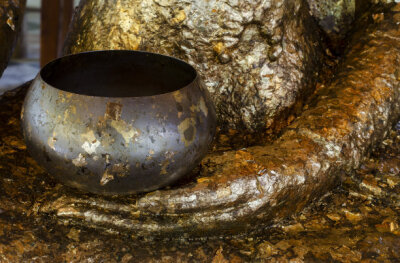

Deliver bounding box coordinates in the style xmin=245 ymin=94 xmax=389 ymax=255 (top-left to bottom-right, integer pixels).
xmin=0 ymin=0 xmax=25 ymax=78
xmin=21 ymin=50 xmax=216 ymax=195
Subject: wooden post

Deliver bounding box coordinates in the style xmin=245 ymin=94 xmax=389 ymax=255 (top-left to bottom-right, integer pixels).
xmin=40 ymin=0 xmax=74 ymax=67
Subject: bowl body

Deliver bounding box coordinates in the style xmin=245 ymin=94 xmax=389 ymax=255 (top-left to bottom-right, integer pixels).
xmin=21 ymin=50 xmax=216 ymax=195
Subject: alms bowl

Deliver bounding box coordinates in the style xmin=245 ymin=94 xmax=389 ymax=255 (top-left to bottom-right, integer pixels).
xmin=21 ymin=50 xmax=216 ymax=195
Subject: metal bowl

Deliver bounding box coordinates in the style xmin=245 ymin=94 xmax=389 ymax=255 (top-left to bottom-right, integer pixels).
xmin=21 ymin=50 xmax=216 ymax=195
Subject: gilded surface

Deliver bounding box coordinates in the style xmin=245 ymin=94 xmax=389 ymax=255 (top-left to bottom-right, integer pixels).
xmin=21 ymin=62 xmax=216 ymax=194
xmin=64 ymin=0 xmax=325 ymax=131
xmin=32 ymin=5 xmax=400 ymax=237
xmin=1 ymin=6 xmax=400 ymax=259
xmin=306 ymin=0 xmax=399 ymax=46
xmin=0 ymin=2 xmax=400 ymax=261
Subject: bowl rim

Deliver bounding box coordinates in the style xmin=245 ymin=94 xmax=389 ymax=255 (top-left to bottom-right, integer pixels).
xmin=37 ymin=50 xmax=200 ymax=99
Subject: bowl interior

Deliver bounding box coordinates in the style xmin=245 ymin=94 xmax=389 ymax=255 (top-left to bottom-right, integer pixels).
xmin=40 ymin=50 xmax=197 ymax=97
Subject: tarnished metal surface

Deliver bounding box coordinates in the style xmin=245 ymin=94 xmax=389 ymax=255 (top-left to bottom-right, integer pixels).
xmin=0 ymin=0 xmax=25 ymax=77
xmin=30 ymin=6 xmax=400 ymax=237
xmin=64 ymin=0 xmax=326 ymax=132
xmin=21 ymin=50 xmax=216 ymax=195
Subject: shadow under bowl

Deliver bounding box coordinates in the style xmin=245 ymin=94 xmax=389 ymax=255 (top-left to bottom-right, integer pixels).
xmin=21 ymin=50 xmax=216 ymax=195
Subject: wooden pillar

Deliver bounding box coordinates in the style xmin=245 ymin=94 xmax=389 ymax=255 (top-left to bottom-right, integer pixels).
xmin=40 ymin=0 xmax=74 ymax=67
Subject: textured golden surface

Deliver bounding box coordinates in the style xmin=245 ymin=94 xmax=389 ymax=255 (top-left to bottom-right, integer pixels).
xmin=26 ymin=4 xmax=400 ymax=238
xmin=64 ymin=0 xmax=326 ymax=132
xmin=0 ymin=0 xmax=25 ymax=77
xmin=0 ymin=75 xmax=400 ymax=262
xmin=0 ymin=1 xmax=400 ymax=261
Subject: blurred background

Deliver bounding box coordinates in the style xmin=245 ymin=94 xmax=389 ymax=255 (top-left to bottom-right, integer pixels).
xmin=0 ymin=0 xmax=80 ymax=95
